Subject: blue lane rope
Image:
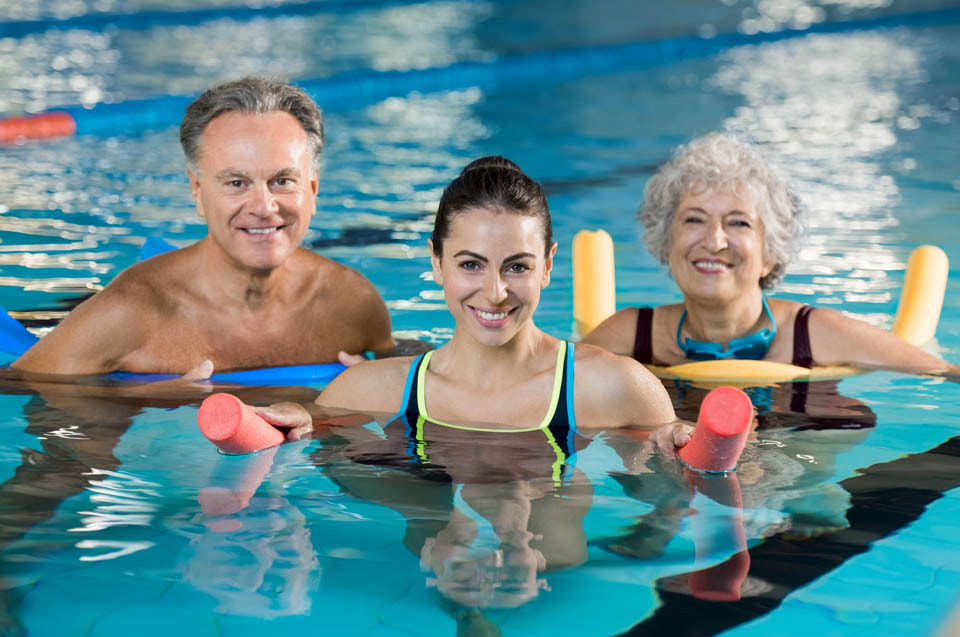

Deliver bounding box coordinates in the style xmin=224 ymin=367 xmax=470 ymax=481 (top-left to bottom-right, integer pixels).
xmin=0 ymin=237 xmax=348 ymax=386
xmin=0 ymin=0 xmax=431 ymax=38
xmin=10 ymin=6 xmax=957 ymax=140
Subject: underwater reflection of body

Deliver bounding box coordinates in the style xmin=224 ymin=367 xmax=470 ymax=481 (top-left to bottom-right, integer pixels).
xmin=179 ymin=446 xmax=319 ymax=618
xmin=302 ymin=391 xmax=765 ymax=621
xmin=313 ymin=410 xmax=597 ymax=613
xmin=0 ymin=382 xmax=316 ymax=631
xmin=604 ymin=378 xmax=876 ymax=603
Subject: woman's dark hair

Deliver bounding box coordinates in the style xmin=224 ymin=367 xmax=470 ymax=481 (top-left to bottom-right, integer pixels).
xmin=431 ymin=156 xmax=553 ymax=257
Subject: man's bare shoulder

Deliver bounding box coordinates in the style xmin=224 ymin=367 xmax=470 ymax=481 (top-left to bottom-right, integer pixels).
xmin=293 ymin=249 xmax=379 ymax=291
xmin=291 ymin=249 xmax=389 ymax=328
xmin=107 ymin=246 xmax=199 ymax=301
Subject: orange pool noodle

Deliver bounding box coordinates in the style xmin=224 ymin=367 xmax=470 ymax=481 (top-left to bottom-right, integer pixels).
xmin=0 ymin=112 xmax=76 ymax=143
xmin=198 ymin=393 xmax=284 ymax=454
xmin=679 ymin=386 xmax=752 ymax=473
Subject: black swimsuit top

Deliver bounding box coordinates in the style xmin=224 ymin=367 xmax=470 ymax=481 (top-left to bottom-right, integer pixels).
xmin=392 ymin=342 xmax=581 ymax=484
xmin=632 ymin=304 xmax=816 ymax=367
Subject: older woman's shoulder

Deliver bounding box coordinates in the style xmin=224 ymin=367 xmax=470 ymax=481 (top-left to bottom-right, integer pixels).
xmin=582 ymin=304 xmax=679 ymax=356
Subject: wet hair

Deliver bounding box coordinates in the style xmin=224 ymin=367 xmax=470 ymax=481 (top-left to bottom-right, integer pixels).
xmin=431 ymin=156 xmax=554 ymax=257
xmin=180 ymin=76 xmax=325 ymax=173
xmin=639 ymin=132 xmax=805 ymax=289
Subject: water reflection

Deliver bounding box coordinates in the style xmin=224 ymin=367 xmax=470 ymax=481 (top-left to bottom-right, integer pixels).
xmin=712 ymin=30 xmax=936 ymax=316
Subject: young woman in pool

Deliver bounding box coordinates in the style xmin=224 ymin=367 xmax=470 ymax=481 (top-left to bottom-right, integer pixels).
xmin=582 ymin=132 xmax=958 ymax=376
xmin=266 ymin=156 xmax=684 ymax=446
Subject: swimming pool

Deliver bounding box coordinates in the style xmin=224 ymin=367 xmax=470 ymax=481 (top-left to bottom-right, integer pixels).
xmin=1 ymin=0 xmax=959 ymax=634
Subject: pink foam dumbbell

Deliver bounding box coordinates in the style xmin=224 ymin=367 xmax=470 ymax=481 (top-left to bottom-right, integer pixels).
xmin=679 ymin=386 xmax=753 ymax=473
xmin=198 ymin=392 xmax=284 ymax=454
xmin=679 ymin=386 xmax=754 ymax=601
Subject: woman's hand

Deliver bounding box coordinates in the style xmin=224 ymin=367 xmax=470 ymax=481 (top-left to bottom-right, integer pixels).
xmin=648 ymin=421 xmax=694 ymax=459
xmin=255 ymin=402 xmax=313 ymax=441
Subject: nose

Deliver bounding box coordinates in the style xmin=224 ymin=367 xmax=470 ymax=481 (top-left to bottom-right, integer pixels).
xmin=485 ymin=270 xmax=509 ymax=304
xmin=248 ymin=182 xmax=279 ymax=217
xmin=703 ymin=218 xmax=728 ymax=252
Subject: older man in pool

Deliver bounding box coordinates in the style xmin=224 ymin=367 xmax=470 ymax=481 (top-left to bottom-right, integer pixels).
xmin=12 ymin=77 xmax=407 ymax=377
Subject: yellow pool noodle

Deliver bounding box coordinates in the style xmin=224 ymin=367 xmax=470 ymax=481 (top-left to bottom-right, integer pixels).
xmin=892 ymin=245 xmax=949 ymax=346
xmin=573 ymin=229 xmax=615 ymax=335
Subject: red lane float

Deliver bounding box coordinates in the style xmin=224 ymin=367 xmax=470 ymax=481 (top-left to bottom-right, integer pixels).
xmin=0 ymin=112 xmax=77 ymax=143
xmin=198 ymin=392 xmax=284 ymax=455
xmin=679 ymin=386 xmax=753 ymax=473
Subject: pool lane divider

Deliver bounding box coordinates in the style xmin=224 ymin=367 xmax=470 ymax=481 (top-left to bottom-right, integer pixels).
xmin=3 ymin=6 xmax=959 ymax=144
xmin=0 ymin=0 xmax=421 ymax=38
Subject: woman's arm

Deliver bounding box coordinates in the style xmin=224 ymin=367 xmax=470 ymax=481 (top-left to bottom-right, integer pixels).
xmin=579 ymin=308 xmax=639 ymax=357
xmin=808 ymin=307 xmax=955 ymax=375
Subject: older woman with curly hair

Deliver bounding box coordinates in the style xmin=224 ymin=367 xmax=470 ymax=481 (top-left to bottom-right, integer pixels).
xmin=583 ymin=132 xmax=956 ymax=375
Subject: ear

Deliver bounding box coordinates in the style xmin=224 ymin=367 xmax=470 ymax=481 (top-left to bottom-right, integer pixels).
xmin=428 ymin=239 xmax=443 ymax=286
xmin=309 ymin=169 xmax=319 ymax=216
xmin=760 ymin=253 xmax=774 ymax=280
xmin=188 ymin=170 xmax=204 ymax=219
xmin=540 ymin=242 xmax=558 ymax=289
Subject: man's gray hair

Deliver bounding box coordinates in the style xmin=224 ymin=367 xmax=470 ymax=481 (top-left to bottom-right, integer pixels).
xmin=638 ymin=132 xmax=805 ymax=289
xmin=180 ymin=76 xmax=324 ymax=173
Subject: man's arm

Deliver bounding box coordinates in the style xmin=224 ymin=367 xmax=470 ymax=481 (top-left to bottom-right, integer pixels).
xmin=11 ymin=285 xmax=150 ymax=376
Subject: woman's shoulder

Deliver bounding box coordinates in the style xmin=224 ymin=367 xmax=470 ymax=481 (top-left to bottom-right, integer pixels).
xmin=582 ymin=304 xmax=679 ymax=355
xmin=316 ymin=355 xmax=419 ymax=412
xmin=572 ymin=342 xmax=674 ymax=428
xmin=573 ymin=342 xmax=661 ymax=393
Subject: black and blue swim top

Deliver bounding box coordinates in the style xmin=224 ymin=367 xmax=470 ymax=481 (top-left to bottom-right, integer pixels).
xmin=393 ymin=340 xmax=580 ymax=483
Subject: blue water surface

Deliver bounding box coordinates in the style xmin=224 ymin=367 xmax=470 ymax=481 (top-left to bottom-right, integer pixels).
xmin=1 ymin=1 xmax=959 ymax=635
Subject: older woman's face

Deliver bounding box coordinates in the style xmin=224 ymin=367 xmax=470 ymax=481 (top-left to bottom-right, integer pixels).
xmin=667 ymin=187 xmax=772 ymax=303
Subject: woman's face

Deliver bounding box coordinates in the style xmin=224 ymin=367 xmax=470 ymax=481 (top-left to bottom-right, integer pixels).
xmin=667 ymin=187 xmax=772 ymax=304
xmin=431 ymin=208 xmax=555 ymax=348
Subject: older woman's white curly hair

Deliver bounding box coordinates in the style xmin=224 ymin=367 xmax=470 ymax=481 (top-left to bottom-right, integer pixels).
xmin=639 ymin=132 xmax=805 ymax=289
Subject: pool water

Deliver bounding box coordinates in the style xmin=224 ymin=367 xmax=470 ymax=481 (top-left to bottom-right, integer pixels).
xmin=1 ymin=0 xmax=960 ymax=635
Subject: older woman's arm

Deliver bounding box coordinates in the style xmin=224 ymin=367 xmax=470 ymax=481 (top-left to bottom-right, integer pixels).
xmin=808 ymin=307 xmax=954 ymax=375
xmin=580 ymin=308 xmax=640 ymax=357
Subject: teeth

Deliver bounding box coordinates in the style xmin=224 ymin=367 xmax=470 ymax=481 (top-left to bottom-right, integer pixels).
xmin=246 ymin=227 xmax=277 ymax=235
xmin=694 ymin=261 xmax=727 ymax=271
xmin=477 ymin=309 xmax=508 ymax=321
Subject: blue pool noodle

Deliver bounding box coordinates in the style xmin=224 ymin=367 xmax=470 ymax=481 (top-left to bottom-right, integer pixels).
xmin=0 ymin=237 xmax=347 ymax=386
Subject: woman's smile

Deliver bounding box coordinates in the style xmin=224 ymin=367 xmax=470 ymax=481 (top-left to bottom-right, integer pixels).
xmin=431 ymin=208 xmax=554 ymax=348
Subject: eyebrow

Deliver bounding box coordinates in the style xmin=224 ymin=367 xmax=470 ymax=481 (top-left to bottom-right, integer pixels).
xmin=453 ymin=250 xmax=536 ymax=262
xmin=683 ymin=206 xmax=749 ymax=216
xmin=213 ymin=167 xmax=303 ymax=181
